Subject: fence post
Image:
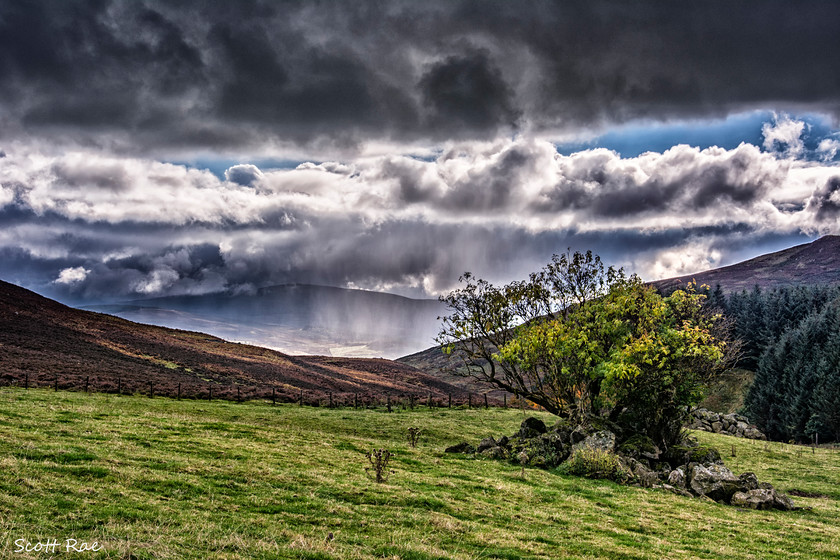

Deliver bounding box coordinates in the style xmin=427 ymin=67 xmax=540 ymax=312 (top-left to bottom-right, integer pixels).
xmin=85 ymin=376 xmax=89 ymax=393
xmin=24 ymin=373 xmax=29 ymax=390
xmin=355 ymin=393 xmax=359 ymax=409
xmin=209 ymin=386 xmax=212 ymax=401
xmin=387 ymin=394 xmax=392 ymax=412
xmin=117 ymin=377 xmax=121 ymax=395
xmin=448 ymin=393 xmax=452 ymax=408
xmin=329 ymin=392 xmax=333 ymax=408
xmin=149 ymin=381 xmax=154 ymax=398
xmin=428 ymin=392 xmax=432 ymax=409
xmin=272 ymin=387 xmax=276 ymax=406
xmin=177 ymin=383 xmax=181 ymax=400
xmin=484 ymin=394 xmax=488 ymax=409
xmin=237 ymin=386 xmax=241 ymax=403
xmin=299 ymin=388 xmax=303 ymax=406
xmin=468 ymin=394 xmax=472 ymax=408
xmin=54 ymin=376 xmax=58 ymax=392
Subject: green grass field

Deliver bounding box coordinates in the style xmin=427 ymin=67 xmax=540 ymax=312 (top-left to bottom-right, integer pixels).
xmin=0 ymin=388 xmax=838 ymax=559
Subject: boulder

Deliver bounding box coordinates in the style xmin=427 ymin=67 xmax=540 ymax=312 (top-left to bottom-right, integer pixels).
xmin=688 ymin=463 xmax=741 ymax=502
xmin=511 ymin=432 xmax=569 ymax=468
xmin=773 ymin=491 xmax=796 ymax=511
xmin=731 ymin=488 xmax=795 ymax=511
xmin=743 ymin=427 xmax=767 ymax=440
xmin=738 ymin=472 xmax=759 ymax=491
xmin=569 ymin=426 xmax=588 ymax=444
xmin=621 ymin=457 xmax=659 ymax=488
xmin=477 ymin=437 xmax=498 ymax=453
xmin=518 ymin=417 xmax=547 ymax=439
xmin=480 ymin=446 xmax=506 ymax=460
xmin=668 ymin=467 xmax=686 ymax=488
xmin=550 ymin=418 xmax=575 ymax=437
xmin=618 ymin=434 xmax=661 ymax=462
xmin=572 ymin=430 xmax=616 ymax=454
xmin=664 ymin=445 xmax=721 ymax=468
xmin=445 ymin=442 xmax=475 ymax=454
xmin=659 ymin=483 xmax=693 ymax=498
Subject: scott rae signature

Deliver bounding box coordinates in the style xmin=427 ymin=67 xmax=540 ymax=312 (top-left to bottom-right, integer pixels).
xmin=14 ymin=538 xmax=103 ymax=553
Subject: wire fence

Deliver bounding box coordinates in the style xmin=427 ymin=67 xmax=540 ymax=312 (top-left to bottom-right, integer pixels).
xmin=0 ymin=371 xmax=515 ymax=410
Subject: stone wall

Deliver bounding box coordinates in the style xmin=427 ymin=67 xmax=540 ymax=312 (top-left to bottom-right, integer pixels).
xmin=687 ymin=408 xmax=766 ymax=440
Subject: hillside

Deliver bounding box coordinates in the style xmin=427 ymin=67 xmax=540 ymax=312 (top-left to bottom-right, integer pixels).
xmin=0 ymin=280 xmax=466 ymax=402
xmin=652 ymin=235 xmax=840 ymax=293
xmin=85 ymin=284 xmax=445 ymax=359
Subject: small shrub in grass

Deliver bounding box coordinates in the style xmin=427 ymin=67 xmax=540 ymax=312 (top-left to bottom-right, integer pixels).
xmin=365 ymin=448 xmax=393 ymax=483
xmin=559 ymin=447 xmax=628 ymax=482
xmin=406 ymin=427 xmax=422 ymax=448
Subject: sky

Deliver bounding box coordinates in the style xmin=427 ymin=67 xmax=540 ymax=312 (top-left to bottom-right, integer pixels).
xmin=2 ymin=0 xmax=840 ymax=304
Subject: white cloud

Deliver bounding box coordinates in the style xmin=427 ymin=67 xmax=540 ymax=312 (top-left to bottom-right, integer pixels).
xmin=224 ymin=164 xmax=264 ymax=187
xmin=55 ymin=267 xmax=90 ymax=284
xmin=762 ymin=113 xmax=807 ymax=158
xmin=817 ymin=138 xmax=840 ymax=162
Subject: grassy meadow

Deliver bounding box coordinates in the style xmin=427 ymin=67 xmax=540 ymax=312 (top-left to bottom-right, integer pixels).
xmin=0 ymin=387 xmax=838 ymax=559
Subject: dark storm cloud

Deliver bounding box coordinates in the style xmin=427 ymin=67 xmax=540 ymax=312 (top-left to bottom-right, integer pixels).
xmin=2 ymin=0 xmax=840 ymax=154
xmin=419 ymin=50 xmax=519 ymax=136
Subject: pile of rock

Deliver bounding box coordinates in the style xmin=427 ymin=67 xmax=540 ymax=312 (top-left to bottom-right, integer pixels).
xmin=446 ymin=416 xmax=794 ymax=510
xmin=687 ymin=408 xmax=767 ymax=440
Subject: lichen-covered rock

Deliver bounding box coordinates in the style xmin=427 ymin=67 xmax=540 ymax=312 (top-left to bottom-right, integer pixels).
xmin=664 ymin=444 xmax=721 ymax=468
xmin=688 ymin=463 xmax=741 ymax=502
xmin=509 ymin=432 xmax=569 ymax=468
xmin=668 ymin=467 xmax=686 ymax=488
xmin=731 ymin=488 xmax=795 ymax=510
xmin=572 ymin=430 xmax=616 ymax=454
xmin=772 ymin=490 xmax=796 ymax=511
xmin=731 ymin=489 xmax=776 ymax=509
xmin=688 ymin=446 xmax=722 ymax=466
xmin=738 ymin=472 xmax=759 ymax=491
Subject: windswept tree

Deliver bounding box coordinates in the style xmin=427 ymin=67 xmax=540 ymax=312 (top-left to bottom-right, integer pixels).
xmin=437 ymin=251 xmax=731 ymax=448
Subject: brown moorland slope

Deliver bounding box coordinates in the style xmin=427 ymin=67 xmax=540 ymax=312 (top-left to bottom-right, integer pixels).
xmin=0 ymin=280 xmax=467 ymax=403
xmin=651 ymin=235 xmax=840 ymax=293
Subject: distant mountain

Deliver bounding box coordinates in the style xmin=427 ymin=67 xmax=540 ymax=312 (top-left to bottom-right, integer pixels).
xmin=652 ymin=235 xmax=840 ymax=293
xmin=85 ymin=284 xmax=446 ymax=359
xmin=0 ymin=280 xmax=466 ymax=401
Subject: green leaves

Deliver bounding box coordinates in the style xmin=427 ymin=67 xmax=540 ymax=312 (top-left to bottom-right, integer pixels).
xmin=439 ymin=251 xmax=729 ymax=447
